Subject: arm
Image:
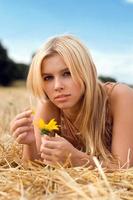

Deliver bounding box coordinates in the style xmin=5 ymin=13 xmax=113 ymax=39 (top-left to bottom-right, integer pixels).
xmin=40 ymin=135 xmax=94 ymax=167
xmin=10 ymin=100 xmax=59 ymax=162
xmin=28 ymin=100 xmax=60 ymax=161
xmin=40 ymin=84 xmax=133 ymax=169
xmin=22 ymin=143 xmax=39 ymax=161
xmin=110 ymin=84 xmax=133 ymax=168
xmin=10 ymin=109 xmax=38 ymax=161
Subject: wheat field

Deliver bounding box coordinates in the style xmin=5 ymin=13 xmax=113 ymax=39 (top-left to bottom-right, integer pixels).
xmin=0 ymin=85 xmax=133 ymax=200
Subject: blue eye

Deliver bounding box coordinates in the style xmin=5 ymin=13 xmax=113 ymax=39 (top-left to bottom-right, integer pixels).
xmin=43 ymin=76 xmax=53 ymax=81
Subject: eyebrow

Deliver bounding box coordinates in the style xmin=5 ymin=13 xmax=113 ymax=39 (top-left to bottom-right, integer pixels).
xmin=42 ymin=67 xmax=69 ymax=76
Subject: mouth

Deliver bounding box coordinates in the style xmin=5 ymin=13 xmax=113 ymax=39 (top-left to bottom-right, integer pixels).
xmin=54 ymin=94 xmax=71 ymax=102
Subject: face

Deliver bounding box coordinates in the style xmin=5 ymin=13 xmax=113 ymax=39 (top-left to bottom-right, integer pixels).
xmin=41 ymin=54 xmax=85 ymax=114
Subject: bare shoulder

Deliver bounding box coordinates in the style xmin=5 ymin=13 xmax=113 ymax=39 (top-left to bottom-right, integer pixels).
xmin=110 ymin=83 xmax=133 ymax=115
xmin=35 ymin=100 xmax=60 ymax=123
xmin=111 ymin=83 xmax=133 ymax=101
xmin=110 ymin=83 xmax=133 ymax=167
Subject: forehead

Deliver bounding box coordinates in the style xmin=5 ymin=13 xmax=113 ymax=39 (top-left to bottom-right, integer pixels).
xmin=41 ymin=54 xmax=68 ymax=73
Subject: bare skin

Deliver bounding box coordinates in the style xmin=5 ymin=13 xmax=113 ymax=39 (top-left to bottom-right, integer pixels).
xmin=110 ymin=84 xmax=133 ymax=168
xmin=10 ymin=54 xmax=133 ymax=168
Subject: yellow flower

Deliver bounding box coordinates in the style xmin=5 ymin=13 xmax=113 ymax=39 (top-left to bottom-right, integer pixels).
xmin=46 ymin=118 xmax=59 ymax=131
xmin=37 ymin=118 xmax=59 ymax=135
xmin=38 ymin=118 xmax=47 ymax=129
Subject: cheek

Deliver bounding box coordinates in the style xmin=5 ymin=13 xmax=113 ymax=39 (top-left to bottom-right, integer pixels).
xmin=74 ymin=82 xmax=85 ymax=96
xmin=43 ymin=83 xmax=52 ymax=97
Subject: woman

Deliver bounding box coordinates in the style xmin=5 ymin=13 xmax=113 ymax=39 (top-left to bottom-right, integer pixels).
xmin=10 ymin=35 xmax=133 ymax=168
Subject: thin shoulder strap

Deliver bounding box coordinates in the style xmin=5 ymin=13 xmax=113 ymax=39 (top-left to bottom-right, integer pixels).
xmin=104 ymin=82 xmax=119 ymax=97
xmin=108 ymin=82 xmax=119 ymax=97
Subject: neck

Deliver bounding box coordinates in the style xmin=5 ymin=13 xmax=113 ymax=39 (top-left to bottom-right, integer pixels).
xmin=62 ymin=99 xmax=83 ymax=123
xmin=63 ymin=109 xmax=77 ymax=122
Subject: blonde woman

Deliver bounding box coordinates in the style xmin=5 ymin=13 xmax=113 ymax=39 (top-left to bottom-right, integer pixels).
xmin=10 ymin=35 xmax=133 ymax=168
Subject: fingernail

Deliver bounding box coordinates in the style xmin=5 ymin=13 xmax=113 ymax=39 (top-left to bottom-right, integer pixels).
xmin=27 ymin=110 xmax=32 ymax=114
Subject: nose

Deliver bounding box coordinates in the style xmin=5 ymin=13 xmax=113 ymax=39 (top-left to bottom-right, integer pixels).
xmin=54 ymin=77 xmax=64 ymax=91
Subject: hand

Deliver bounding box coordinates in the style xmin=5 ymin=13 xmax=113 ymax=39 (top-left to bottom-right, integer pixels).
xmin=10 ymin=109 xmax=36 ymax=145
xmin=40 ymin=135 xmax=90 ymax=166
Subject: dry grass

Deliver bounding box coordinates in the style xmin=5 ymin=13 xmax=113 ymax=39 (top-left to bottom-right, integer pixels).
xmin=0 ymin=85 xmax=133 ymax=200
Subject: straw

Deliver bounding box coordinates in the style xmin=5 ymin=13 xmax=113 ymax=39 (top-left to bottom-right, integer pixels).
xmin=0 ymin=86 xmax=133 ymax=200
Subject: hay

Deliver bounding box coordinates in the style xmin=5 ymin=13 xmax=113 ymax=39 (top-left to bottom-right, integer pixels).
xmin=0 ymin=86 xmax=133 ymax=200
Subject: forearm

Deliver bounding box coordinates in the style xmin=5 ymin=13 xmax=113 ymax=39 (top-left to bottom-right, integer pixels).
xmin=73 ymin=150 xmax=119 ymax=169
xmin=72 ymin=150 xmax=95 ymax=168
xmin=22 ymin=142 xmax=40 ymax=161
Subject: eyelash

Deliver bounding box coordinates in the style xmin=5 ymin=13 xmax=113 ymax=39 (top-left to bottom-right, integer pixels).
xmin=63 ymin=71 xmax=71 ymax=77
xmin=43 ymin=71 xmax=71 ymax=81
xmin=43 ymin=76 xmax=53 ymax=81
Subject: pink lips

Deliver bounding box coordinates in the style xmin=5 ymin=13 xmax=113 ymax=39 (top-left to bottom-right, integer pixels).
xmin=54 ymin=94 xmax=70 ymax=102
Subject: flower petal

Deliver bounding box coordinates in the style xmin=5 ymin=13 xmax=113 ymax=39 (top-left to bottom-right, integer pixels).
xmin=38 ymin=118 xmax=46 ymax=129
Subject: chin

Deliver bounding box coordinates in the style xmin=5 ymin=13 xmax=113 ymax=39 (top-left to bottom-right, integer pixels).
xmin=56 ymin=103 xmax=72 ymax=110
xmin=57 ymin=105 xmax=70 ymax=110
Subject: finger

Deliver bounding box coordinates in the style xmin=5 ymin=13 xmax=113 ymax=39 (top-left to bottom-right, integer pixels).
xmin=40 ymin=144 xmax=62 ymax=159
xmin=43 ymin=158 xmax=60 ymax=167
xmin=41 ymin=136 xmax=51 ymax=144
xmin=13 ymin=126 xmax=34 ymax=139
xmin=23 ymin=107 xmax=31 ymax=111
xmin=15 ymin=110 xmax=32 ymax=120
xmin=41 ymin=152 xmax=52 ymax=161
xmin=41 ymin=140 xmax=58 ymax=149
xmin=16 ymin=132 xmax=27 ymax=143
xmin=41 ymin=135 xmax=62 ymax=144
xmin=45 ymin=135 xmax=63 ymax=142
xmin=41 ymin=153 xmax=58 ymax=166
xmin=40 ymin=145 xmax=54 ymax=156
xmin=11 ymin=117 xmax=33 ymax=133
xmin=10 ymin=110 xmax=32 ymax=130
xmin=43 ymin=159 xmax=54 ymax=166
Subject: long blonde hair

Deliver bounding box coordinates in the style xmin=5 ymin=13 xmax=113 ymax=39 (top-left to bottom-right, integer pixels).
xmin=27 ymin=34 xmax=115 ymax=163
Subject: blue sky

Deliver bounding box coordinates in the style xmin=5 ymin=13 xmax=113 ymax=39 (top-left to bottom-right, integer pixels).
xmin=0 ymin=0 xmax=133 ymax=83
